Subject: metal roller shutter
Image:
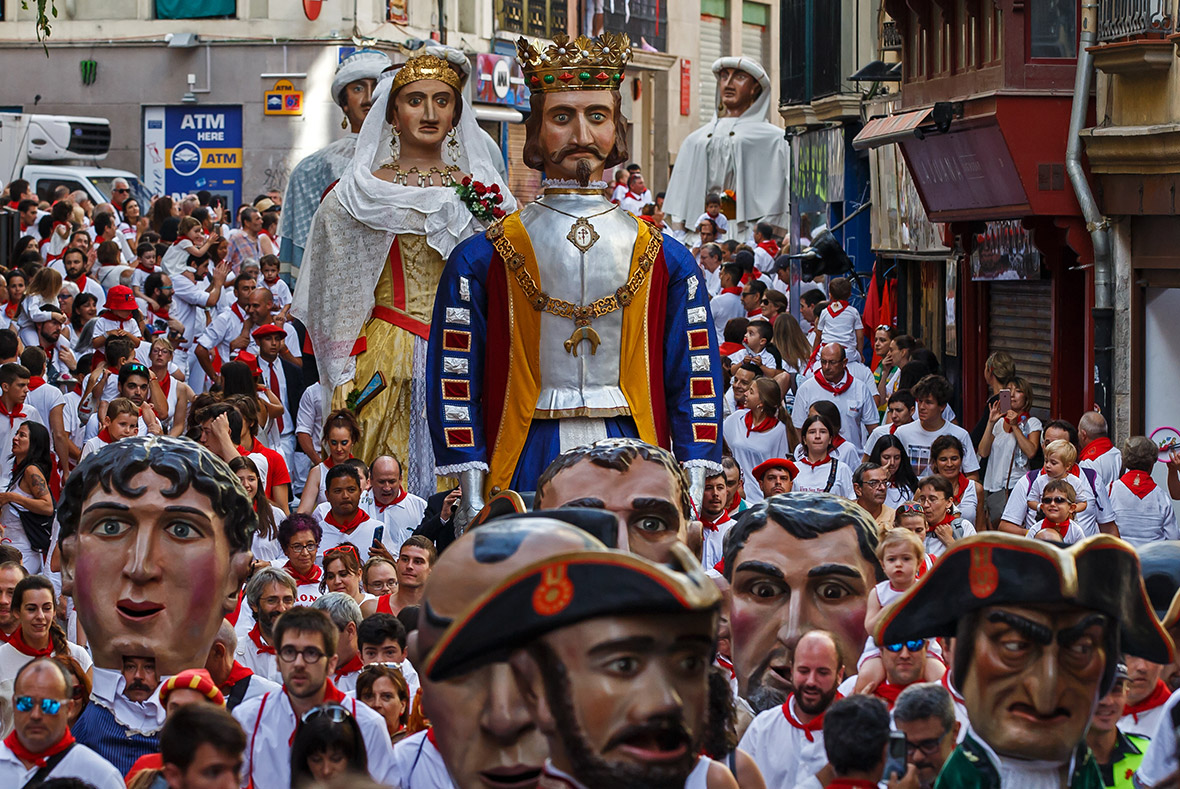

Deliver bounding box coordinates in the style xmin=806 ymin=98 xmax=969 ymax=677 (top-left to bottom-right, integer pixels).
xmin=741 ymin=22 xmax=768 ymax=67
xmin=699 ymin=15 xmax=728 ymax=124
xmin=988 ymin=280 xmax=1053 ymax=417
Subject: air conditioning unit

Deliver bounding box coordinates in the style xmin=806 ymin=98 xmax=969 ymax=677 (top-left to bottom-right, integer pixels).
xmin=25 ymin=114 xmax=111 ymax=161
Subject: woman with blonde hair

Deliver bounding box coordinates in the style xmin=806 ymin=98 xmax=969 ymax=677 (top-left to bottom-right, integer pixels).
xmin=772 ymin=313 xmax=812 ymax=414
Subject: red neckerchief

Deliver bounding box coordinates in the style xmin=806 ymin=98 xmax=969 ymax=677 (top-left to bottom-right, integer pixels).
xmin=9 ymin=627 xmax=53 ymax=657
xmin=230 ymin=303 xmax=246 ymax=323
xmin=1038 ymin=520 xmax=1074 ymax=540
xmin=889 ymin=422 xmax=900 ymax=434
xmin=782 ymin=692 xmax=841 ymax=741
xmin=1080 ymin=436 xmax=1115 ymax=462
xmin=0 ymin=399 xmax=26 ymax=427
xmin=156 ymin=373 xmax=172 ymax=398
xmin=376 ymin=488 xmax=408 ymax=513
xmin=218 ymin=660 xmax=254 ymax=693
xmin=826 ymin=301 xmax=849 ymax=319
xmin=99 ymin=311 xmax=132 ymax=325
xmin=323 ymin=454 xmax=354 ymax=470
xmin=873 ymin=680 xmax=908 ymax=706
xmin=284 ymin=561 xmax=322 ymax=586
xmin=719 ymin=341 xmax=744 ymax=357
xmin=1120 ymin=470 xmax=1157 ymax=499
xmin=73 ymin=274 xmax=89 ymax=291
xmin=934 ymin=512 xmax=956 ymax=529
xmin=701 ymin=509 xmax=731 ymax=532
xmin=4 ymin=727 xmax=75 ymax=768
xmin=248 ymin=624 xmax=276 ymax=655
xmin=747 ymin=308 xmax=763 ymax=318
xmin=0 ymin=627 xmax=12 ymax=643
xmin=172 ymin=237 xmax=188 ymax=246
xmin=799 ymin=454 xmax=832 ymax=469
xmin=96 ymin=428 xmax=113 ymax=444
xmin=832 ymin=435 xmax=847 ymax=449
xmin=426 ymin=726 xmax=439 ymax=749
xmin=815 ymin=370 xmax=854 ymax=395
xmin=715 ymin=654 xmax=735 ymax=679
xmin=28 ymin=376 xmax=44 ymax=391
xmin=720 ymin=286 xmax=742 ymax=296
xmin=3 ymin=302 xmax=16 ymax=320
xmin=333 ymin=654 xmax=363 ymax=683
xmin=826 ymin=780 xmax=879 ymax=789
xmin=1125 ymin=679 xmax=1172 ymax=719
xmin=138 ymin=260 xmax=155 ymax=274
xmin=743 ymin=410 xmax=777 ymax=436
xmin=1003 ymin=410 xmax=1030 ymax=427
xmin=757 ymin=239 xmax=780 ymax=258
xmin=149 ymin=306 xmax=170 ymax=321
xmin=325 ymin=508 xmax=367 ymax=535
xmin=951 ymin=472 xmax=969 ymax=504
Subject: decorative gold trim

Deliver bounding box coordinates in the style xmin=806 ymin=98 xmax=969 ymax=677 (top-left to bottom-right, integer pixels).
xmin=517 ymin=33 xmax=631 ymax=94
xmin=391 ymin=54 xmax=462 ymax=93
xmin=533 ymin=405 xmax=633 ymax=420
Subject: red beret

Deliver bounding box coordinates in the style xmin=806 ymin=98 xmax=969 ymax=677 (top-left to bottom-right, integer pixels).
xmin=251 ymin=323 xmax=285 ymax=338
xmin=753 ymin=458 xmax=798 ymax=481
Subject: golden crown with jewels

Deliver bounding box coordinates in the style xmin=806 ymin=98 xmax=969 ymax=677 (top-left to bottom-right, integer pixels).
xmin=516 ymin=33 xmax=631 ymax=94
xmin=390 ymin=53 xmax=462 ymax=94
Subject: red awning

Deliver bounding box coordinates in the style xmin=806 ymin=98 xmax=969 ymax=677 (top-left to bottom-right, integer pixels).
xmin=853 ymin=108 xmax=933 ymax=150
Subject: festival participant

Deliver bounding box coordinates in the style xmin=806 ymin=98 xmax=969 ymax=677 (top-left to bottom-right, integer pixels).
xmin=1083 ymin=664 xmax=1149 ymax=789
xmin=722 ymin=455 xmax=747 ymax=519
xmin=205 ymin=619 xmax=281 ymax=711
xmin=362 ymin=556 xmax=398 ymax=598
xmin=978 ymin=377 xmax=1040 ymax=524
xmin=362 ymin=455 xmax=427 ymax=552
xmin=258 ymin=255 xmax=291 ymax=310
xmin=0 ymin=363 xmax=42 ymax=489
xmin=812 ymin=278 xmax=865 ymax=363
xmin=930 ymin=435 xmax=984 ymax=527
xmin=194 ymin=272 xmax=255 ymax=387
xmin=356 ymin=664 xmax=411 ymax=744
xmin=1108 ymin=436 xmax=1177 ymax=546
xmin=699 ymin=468 xmax=733 ymax=570
xmin=280 ymin=49 xmax=392 ymax=273
xmin=277 ymin=514 xmax=325 ymax=605
xmin=0 ymin=422 xmax=55 ymax=572
xmin=535 ymin=438 xmax=695 ymax=564
xmin=315 ymin=465 xmax=380 ymax=561
xmin=729 ymin=320 xmax=779 ymax=374
xmin=738 ymin=630 xmax=845 ymax=788
xmin=754 ymin=457 xmax=797 ymax=500
xmin=853 ymin=461 xmax=895 ymax=533
xmin=803 ymin=400 xmax=864 ymax=469
xmin=877 ymin=534 xmax=1172 ymax=789
xmin=0 ymin=560 xmax=26 ymax=643
xmin=725 ymin=359 xmax=760 ymax=417
xmin=229 ymin=455 xmax=284 ymax=562
xmin=321 ymin=545 xmax=369 ymax=608
xmin=792 ymin=415 xmax=855 ymax=498
xmin=1025 ymin=479 xmax=1086 ymax=544
xmin=0 ymin=575 xmax=91 ymax=689
xmin=723 ymin=377 xmax=790 ymax=504
xmin=792 ymin=344 xmax=877 ymax=455
xmin=894 ymin=375 xmax=979 ymax=478
xmin=893 ymin=683 xmax=961 ymax=789
xmin=312 ymin=593 xmax=365 ymax=691
xmin=158 ymin=703 xmax=246 ymax=789
xmin=723 ymin=494 xmax=882 ymax=711
xmin=233 ymin=607 xmax=394 ymax=788
xmin=664 ymin=56 xmax=789 ymax=241
xmin=0 ymin=658 xmax=124 ymax=788
xmin=1079 ymin=411 xmax=1122 ymax=490
xmin=289 ymin=703 xmax=369 ymax=785
xmin=296 ymin=53 xmax=513 ymax=494
xmin=298 ymin=409 xmax=360 ymax=514
xmin=916 ymin=475 xmax=974 ymax=559
xmin=1024 ymin=439 xmax=1118 ymax=538
xmin=423 ymin=541 xmax=725 ymax=789
xmin=428 ymin=33 xmax=722 ymax=528
xmin=712 ymin=265 xmax=746 ymax=342
xmin=237 ymin=565 xmax=298 ymax=683
xmin=1119 ymin=654 xmax=1171 ymax=739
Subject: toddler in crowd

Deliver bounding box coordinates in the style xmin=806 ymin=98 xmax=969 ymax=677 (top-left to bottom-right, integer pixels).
xmin=259 ymin=254 xmax=292 ymax=310
xmin=1026 ymin=478 xmax=1085 ymax=544
xmin=1026 ymin=439 xmax=1089 ymax=520
xmin=813 ymin=277 xmax=864 ymax=363
xmin=80 ymin=397 xmax=147 ymax=459
xmin=160 ymin=215 xmax=220 ymax=276
xmin=855 ymin=527 xmax=944 ymax=693
xmin=728 ymin=320 xmax=777 ymax=372
xmin=695 ymin=192 xmax=729 ymax=237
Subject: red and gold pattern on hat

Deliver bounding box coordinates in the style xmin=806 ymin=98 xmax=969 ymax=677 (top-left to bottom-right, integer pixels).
xmin=969 ymin=543 xmax=999 ymax=598
xmin=532 ymin=563 xmax=575 ymax=616
xmin=516 ymin=33 xmax=631 ymax=94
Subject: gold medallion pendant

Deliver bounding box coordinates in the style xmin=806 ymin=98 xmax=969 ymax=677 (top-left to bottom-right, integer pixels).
xmin=567 ymin=217 xmax=600 ymax=253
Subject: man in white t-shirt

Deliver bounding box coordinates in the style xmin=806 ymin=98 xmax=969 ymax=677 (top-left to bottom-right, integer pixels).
xmin=1078 ymin=411 xmax=1122 ymax=490
xmin=710 ymin=263 xmax=745 ymax=344
xmin=362 ymin=455 xmax=428 ymax=553
xmin=792 ymin=344 xmax=877 ymax=454
xmin=894 ymin=374 xmax=979 ymax=478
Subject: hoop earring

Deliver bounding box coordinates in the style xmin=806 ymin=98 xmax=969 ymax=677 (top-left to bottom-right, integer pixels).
xmin=390 ymin=127 xmax=401 ymax=160
xmin=446 ymin=128 xmax=461 ymax=164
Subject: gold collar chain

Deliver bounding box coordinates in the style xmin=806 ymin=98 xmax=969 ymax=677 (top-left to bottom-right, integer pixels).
xmin=377 ymin=162 xmax=460 ymax=188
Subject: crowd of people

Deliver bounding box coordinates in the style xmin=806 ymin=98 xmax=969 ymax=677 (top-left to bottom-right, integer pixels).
xmin=0 ymin=31 xmax=1179 ymax=789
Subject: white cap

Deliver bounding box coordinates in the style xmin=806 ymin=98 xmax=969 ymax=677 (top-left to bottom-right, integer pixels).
xmin=422 ymin=43 xmax=471 ymax=85
xmin=711 ymin=56 xmax=771 ymax=96
xmin=331 ymin=49 xmax=393 ymax=107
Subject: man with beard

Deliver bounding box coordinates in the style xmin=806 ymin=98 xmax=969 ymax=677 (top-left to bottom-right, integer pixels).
xmin=30 ymin=300 xmax=75 ymax=385
xmin=722 ymin=456 xmax=747 ymax=518
xmin=428 ymin=33 xmax=723 ymax=528
xmin=754 ymin=458 xmax=796 ymax=499
xmin=393 ymin=514 xmax=616 ymax=789
xmin=59 ymin=247 xmax=106 ymax=303
xmin=235 ymin=566 xmax=297 ymax=683
xmin=424 ymin=541 xmax=723 ymax=789
xmin=893 ymin=684 xmax=960 ymax=789
xmin=739 ymin=630 xmax=844 ymax=789
xmin=876 ymin=534 xmax=1171 ymax=789
xmin=722 ymin=493 xmax=882 ymax=711
xmin=699 ymin=468 xmax=731 ymax=570
xmin=233 ymin=606 xmax=394 ymax=788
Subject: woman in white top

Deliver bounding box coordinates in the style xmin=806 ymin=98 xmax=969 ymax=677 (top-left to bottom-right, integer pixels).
xmin=231 ymin=455 xmax=285 ymax=563
xmin=977 ymin=376 xmax=1041 ymax=526
xmin=722 ymin=378 xmax=791 ymax=504
xmin=298 ymin=409 xmax=362 ymax=514
xmin=869 ymin=434 xmax=921 ymax=510
xmin=930 ymin=434 xmax=985 ymax=527
xmin=0 ymin=423 xmax=56 ymax=574
xmin=800 ymin=400 xmax=862 ymax=469
xmin=792 ymin=414 xmax=855 ymax=498
xmin=0 ymin=575 xmax=92 ymax=693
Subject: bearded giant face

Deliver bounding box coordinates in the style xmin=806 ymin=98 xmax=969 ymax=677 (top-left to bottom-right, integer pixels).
xmin=523 ymin=91 xmax=630 ymax=184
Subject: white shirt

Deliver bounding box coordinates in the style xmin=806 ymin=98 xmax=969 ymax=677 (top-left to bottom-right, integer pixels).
xmin=296 ymin=382 xmax=324 ymax=445
xmin=792 ymin=456 xmax=855 ymax=498
xmin=235 ymin=628 xmax=281 ymax=683
xmin=1120 ymin=689 xmax=1170 ymax=739
xmin=257 ymin=354 xmax=293 ymax=443
xmin=710 ymin=291 xmax=745 ymax=344
xmin=197 ymin=302 xmax=249 ymax=365
xmin=0 ymin=738 xmax=125 ymax=789
xmin=1108 ymin=475 xmax=1177 ymax=546
xmin=262 ymin=277 xmax=293 ymax=309
xmin=1080 ymin=444 xmax=1123 ymax=491
xmin=1026 ymin=469 xmax=1114 ymax=536
xmin=863 ymin=422 xmax=902 ymax=459
xmin=795 ymin=438 xmax=861 ymax=470
xmin=1138 ymin=688 xmax=1180 ymax=786
xmin=893 ymin=419 xmax=981 ymax=477
xmin=234 ymin=686 xmax=396 ymax=789
xmin=728 ymin=345 xmax=777 ymax=370
xmin=0 ymin=639 xmax=92 ymax=700
xmin=0 ymin=402 xmax=41 ymax=488
xmin=362 ymin=491 xmax=428 ymax=553
xmin=982 ymin=416 xmax=1042 ymax=492
xmin=314 ymin=502 xmax=381 ymax=563
xmin=791 ymin=373 xmax=878 ymax=454
xmin=739 ymin=695 xmax=829 ymax=789
xmin=814 ymin=302 xmax=864 ymax=356
xmin=389 ymin=729 xmax=456 ymax=788
xmin=88 ymin=665 xmax=167 ymax=735
xmin=1025 ymin=518 xmax=1085 ymax=545
xmin=722 ymin=410 xmax=791 ymax=504
xmin=170 ymin=270 xmax=212 ymax=346
xmin=26 ymin=381 xmax=64 ymax=434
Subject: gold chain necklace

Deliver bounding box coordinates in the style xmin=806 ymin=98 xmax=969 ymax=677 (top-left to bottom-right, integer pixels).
xmin=534 ymin=200 xmax=617 ymax=253
xmin=378 ymin=162 xmax=460 ymax=188
xmin=485 ymin=219 xmax=662 ymax=356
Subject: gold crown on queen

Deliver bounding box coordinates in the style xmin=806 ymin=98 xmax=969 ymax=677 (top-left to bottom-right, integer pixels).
xmin=391 ymin=53 xmax=462 ymax=93
xmin=517 ymin=33 xmax=631 ymax=93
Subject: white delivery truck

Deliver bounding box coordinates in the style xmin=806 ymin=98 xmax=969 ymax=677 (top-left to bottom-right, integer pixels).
xmin=0 ymin=112 xmax=147 ymax=205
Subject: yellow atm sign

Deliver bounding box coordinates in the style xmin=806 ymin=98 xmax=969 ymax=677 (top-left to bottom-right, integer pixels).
xmin=165 ymin=143 xmax=243 ymax=175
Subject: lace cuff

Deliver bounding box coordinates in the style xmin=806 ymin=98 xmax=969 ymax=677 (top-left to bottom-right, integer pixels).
xmin=682 ymin=459 xmax=723 ymax=474
xmin=435 ymin=461 xmax=489 ymax=476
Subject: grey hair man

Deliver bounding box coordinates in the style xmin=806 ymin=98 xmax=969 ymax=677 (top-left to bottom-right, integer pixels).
xmin=893 ymin=682 xmax=961 ymax=789
xmin=237 ymin=567 xmax=297 ymax=683
xmin=312 ymin=592 xmax=365 ymax=691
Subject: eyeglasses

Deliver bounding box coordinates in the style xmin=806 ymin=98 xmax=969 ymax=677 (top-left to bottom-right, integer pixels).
xmin=15 ymin=696 xmax=67 ymax=714
xmin=906 ymin=730 xmax=949 ymax=756
xmin=300 ymin=703 xmax=352 ymax=724
xmin=289 ymin=542 xmax=319 ymax=555
xmin=366 ymin=580 xmax=397 ymax=593
xmin=278 ymin=645 xmax=326 ymax=664
xmin=1041 ymin=496 xmax=1071 ymax=505
xmin=859 ymin=480 xmax=888 ymax=489
xmin=884 ymin=639 xmax=927 ymax=653
xmin=113 ymin=188 xmax=130 ymax=194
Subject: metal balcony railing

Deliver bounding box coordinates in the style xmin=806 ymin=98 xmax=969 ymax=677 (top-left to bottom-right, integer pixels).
xmin=1098 ymin=0 xmax=1173 ymax=42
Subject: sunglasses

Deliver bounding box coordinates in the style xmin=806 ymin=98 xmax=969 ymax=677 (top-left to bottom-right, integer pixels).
xmin=906 ymin=730 xmax=949 ymax=756
xmin=1041 ymin=496 xmax=1071 ymax=505
xmin=325 ymin=544 xmax=360 ymax=564
xmin=113 ymin=188 xmax=130 ymax=193
xmin=301 ymin=702 xmax=352 ymax=724
xmin=15 ymin=696 xmax=67 ymax=714
xmin=884 ymin=639 xmax=927 ymax=653
xmin=898 ymin=502 xmax=924 ymax=515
